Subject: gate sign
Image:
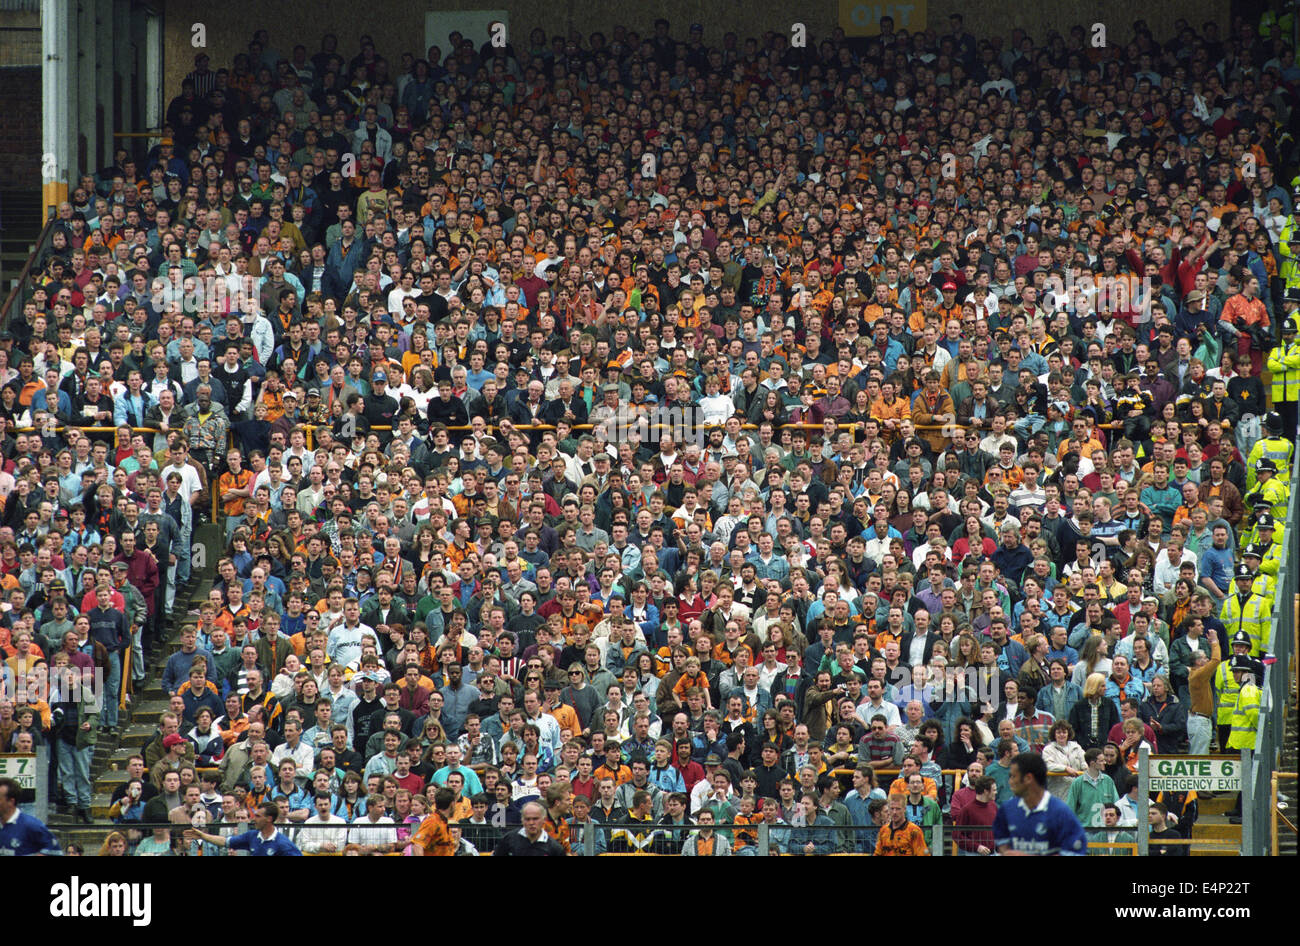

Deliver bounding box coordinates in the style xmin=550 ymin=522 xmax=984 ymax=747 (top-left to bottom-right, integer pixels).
xmin=0 ymin=754 xmax=37 ymax=790
xmin=839 ymin=0 xmax=928 ymax=36
xmin=1148 ymin=756 xmax=1240 ymax=792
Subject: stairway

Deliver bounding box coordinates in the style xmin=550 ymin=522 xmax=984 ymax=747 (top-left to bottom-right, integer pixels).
xmin=0 ymin=188 xmax=45 ymax=303
xmin=1278 ymin=697 xmax=1298 ymax=857
xmin=46 ymin=549 xmax=216 ymax=848
xmin=1189 ymin=794 xmax=1241 ymax=856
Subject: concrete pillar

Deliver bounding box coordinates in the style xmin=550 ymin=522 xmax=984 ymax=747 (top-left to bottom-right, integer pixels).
xmin=145 ymin=7 xmax=162 ymax=130
xmin=40 ymin=0 xmax=72 ymax=216
xmin=76 ymin=0 xmax=97 ymax=173
xmin=94 ymin=0 xmax=115 ymax=168
xmin=114 ymin=0 xmax=131 ymax=135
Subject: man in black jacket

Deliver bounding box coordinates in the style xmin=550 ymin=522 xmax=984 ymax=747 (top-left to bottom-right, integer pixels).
xmin=363 ymin=371 xmax=399 ymax=434
xmin=427 ymin=378 xmax=469 ymax=431
xmin=492 ymin=800 xmax=565 ymax=855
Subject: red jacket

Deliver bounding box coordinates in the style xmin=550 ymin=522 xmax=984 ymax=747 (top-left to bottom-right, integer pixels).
xmin=673 ymin=758 xmax=707 ymax=792
xmin=116 ymin=550 xmax=160 ymax=614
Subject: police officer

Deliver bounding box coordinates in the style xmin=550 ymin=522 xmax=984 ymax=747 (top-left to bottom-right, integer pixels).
xmin=1265 ymin=309 xmax=1299 ymax=436
xmin=1219 ymin=563 xmax=1272 ymax=659
xmin=1214 ymin=630 xmax=1254 ymax=751
xmin=1242 ymin=543 xmax=1276 ymax=600
xmin=1225 ymin=655 xmax=1263 ymax=824
xmin=1246 ymin=412 xmax=1293 ymax=492
xmin=1253 ymin=512 xmax=1285 ymax=562
xmin=1245 ymin=459 xmax=1289 ymax=520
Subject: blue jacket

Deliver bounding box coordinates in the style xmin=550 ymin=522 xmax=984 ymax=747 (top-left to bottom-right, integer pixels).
xmin=1036 ymin=681 xmax=1083 ymax=720
xmin=1104 ymin=677 xmax=1147 ymax=714
xmin=647 ymin=764 xmax=685 ymax=793
xmin=162 ymin=647 xmax=215 ymax=696
xmin=790 ymin=813 xmax=836 ymax=854
xmin=624 ymin=603 xmax=661 ymax=645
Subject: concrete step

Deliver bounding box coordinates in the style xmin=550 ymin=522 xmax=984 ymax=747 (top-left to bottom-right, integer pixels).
xmin=1192 ymin=821 xmax=1242 ymax=842
xmin=1198 ymin=795 xmax=1235 ymax=815
xmin=1190 ymin=816 xmax=1242 ymax=855
xmin=118 ymin=723 xmax=154 ymax=749
xmin=90 ymin=792 xmax=117 ymax=819
xmin=131 ymin=700 xmax=172 ymax=726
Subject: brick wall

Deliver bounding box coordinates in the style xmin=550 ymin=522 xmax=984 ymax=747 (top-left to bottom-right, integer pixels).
xmin=0 ymin=66 xmax=40 ymax=191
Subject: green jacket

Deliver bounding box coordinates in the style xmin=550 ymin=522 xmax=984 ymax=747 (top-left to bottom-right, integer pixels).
xmin=1066 ymin=771 xmax=1119 ymax=827
xmin=902 ymin=794 xmax=942 ymax=845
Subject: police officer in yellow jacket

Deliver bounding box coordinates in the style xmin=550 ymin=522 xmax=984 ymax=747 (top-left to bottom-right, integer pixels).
xmin=1214 ymin=630 xmax=1254 ymax=751
xmin=1279 ymin=220 xmax=1299 ymax=295
xmin=1246 ymin=413 xmax=1293 ymax=492
xmin=1219 ymin=563 xmax=1272 ymax=657
xmin=1242 ymin=544 xmax=1277 ymax=599
xmin=1226 ymin=654 xmax=1263 ymax=823
xmin=1254 ymin=514 xmax=1284 ymax=563
xmin=1244 ymin=458 xmax=1289 ymax=520
xmin=1266 ymin=312 xmax=1299 ymax=435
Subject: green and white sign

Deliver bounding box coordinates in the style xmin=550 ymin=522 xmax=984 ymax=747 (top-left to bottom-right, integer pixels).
xmin=1148 ymin=756 xmax=1240 ymax=792
xmin=0 ymin=754 xmax=37 ymax=790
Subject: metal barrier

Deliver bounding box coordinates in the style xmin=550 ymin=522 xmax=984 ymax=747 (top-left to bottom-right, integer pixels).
xmin=1274 ymin=772 xmax=1297 ymax=857
xmin=1246 ymin=445 xmax=1299 ymax=856
xmin=0 ymin=208 xmax=56 ymax=324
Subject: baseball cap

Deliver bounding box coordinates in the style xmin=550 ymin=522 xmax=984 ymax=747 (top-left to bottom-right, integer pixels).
xmin=942 ymin=281 xmax=957 ymax=291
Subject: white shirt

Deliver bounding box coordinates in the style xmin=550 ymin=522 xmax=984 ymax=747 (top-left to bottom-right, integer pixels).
xmin=1152 ymin=549 xmax=1197 ymax=597
xmin=270 ymin=739 xmax=316 ymax=777
xmin=298 ymin=813 xmax=351 ymax=853
xmin=348 ymin=815 xmax=397 ymax=848
xmin=160 ymin=463 xmax=203 ymax=504
xmin=856 ymin=699 xmax=901 ymax=731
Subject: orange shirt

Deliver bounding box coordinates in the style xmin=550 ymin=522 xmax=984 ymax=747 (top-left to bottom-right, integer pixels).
xmin=874 ymin=819 xmax=930 ymax=856
xmin=888 ymin=777 xmax=939 ymax=800
xmin=548 ymin=702 xmax=581 ymax=739
xmin=1221 ymin=293 xmax=1269 ymax=328
xmin=594 ymin=762 xmax=632 ymax=786
xmin=214 ymin=606 xmax=250 ymax=637
xmin=218 ymin=469 xmax=254 ymax=517
xmin=410 ymin=811 xmax=455 ymax=855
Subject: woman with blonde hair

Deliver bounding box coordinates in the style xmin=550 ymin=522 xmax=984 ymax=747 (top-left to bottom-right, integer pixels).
xmin=1067 ymin=671 xmax=1122 ymax=750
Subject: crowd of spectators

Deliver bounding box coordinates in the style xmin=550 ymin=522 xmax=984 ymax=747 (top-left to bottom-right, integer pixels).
xmin=1 ymin=11 xmax=1297 ymax=854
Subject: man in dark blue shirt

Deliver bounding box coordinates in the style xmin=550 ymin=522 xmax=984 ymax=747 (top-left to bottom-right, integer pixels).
xmin=185 ymin=800 xmax=301 ymax=855
xmin=0 ymin=777 xmax=61 ymax=855
xmin=993 ymin=752 xmax=1088 ymax=856
xmin=86 ymin=583 xmax=129 ymax=733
